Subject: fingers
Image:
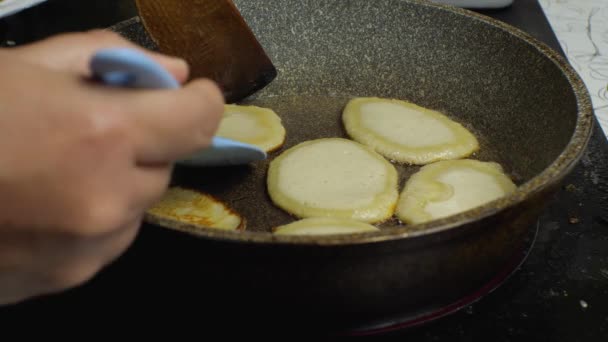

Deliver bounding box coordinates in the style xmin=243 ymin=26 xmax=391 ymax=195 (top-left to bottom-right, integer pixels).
xmin=12 ymin=29 xmax=224 ymax=164
xmin=151 ymin=54 xmax=190 ymax=84
xmin=98 ymin=217 xmax=143 ymax=267
xmin=118 ymin=78 xmax=225 ymax=164
xmin=0 ymin=217 xmax=142 ymax=305
xmin=131 ymin=164 xmax=173 ymax=211
xmin=13 ymin=30 xmax=190 ymax=83
xmin=42 ymin=219 xmax=142 ymax=297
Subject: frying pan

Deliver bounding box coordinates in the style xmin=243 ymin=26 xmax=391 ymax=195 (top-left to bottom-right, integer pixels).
xmin=108 ymin=0 xmax=593 ymax=334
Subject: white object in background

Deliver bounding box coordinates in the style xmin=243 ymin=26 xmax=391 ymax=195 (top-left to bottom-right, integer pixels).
xmin=0 ymin=0 xmax=48 ymax=18
xmin=538 ymin=0 xmax=608 ymax=138
xmin=430 ymin=0 xmax=513 ymax=8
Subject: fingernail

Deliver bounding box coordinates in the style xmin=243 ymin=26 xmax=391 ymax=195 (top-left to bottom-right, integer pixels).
xmin=169 ymin=56 xmax=188 ymax=69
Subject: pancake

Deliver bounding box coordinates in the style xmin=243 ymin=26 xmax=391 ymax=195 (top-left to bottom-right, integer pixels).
xmin=273 ymin=217 xmax=380 ymax=236
xmin=267 ymin=138 xmax=399 ymax=223
xmin=145 ymin=187 xmax=245 ymax=231
xmin=342 ymin=97 xmax=479 ymax=165
xmin=396 ymin=159 xmax=517 ymax=224
xmin=216 ymin=104 xmax=286 ymax=153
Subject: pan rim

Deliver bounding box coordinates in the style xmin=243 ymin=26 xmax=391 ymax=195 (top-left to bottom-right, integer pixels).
xmin=140 ymin=0 xmax=594 ymax=246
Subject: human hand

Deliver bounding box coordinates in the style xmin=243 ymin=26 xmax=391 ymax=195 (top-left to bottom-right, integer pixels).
xmin=0 ymin=30 xmax=224 ymax=305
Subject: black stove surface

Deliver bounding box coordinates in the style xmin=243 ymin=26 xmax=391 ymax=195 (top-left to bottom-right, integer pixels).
xmin=1 ymin=0 xmax=607 ymax=339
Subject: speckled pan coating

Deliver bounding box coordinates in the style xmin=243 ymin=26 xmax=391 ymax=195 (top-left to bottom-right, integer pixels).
xmin=112 ymin=0 xmax=593 ymax=330
xmin=117 ymin=0 xmax=592 ymax=244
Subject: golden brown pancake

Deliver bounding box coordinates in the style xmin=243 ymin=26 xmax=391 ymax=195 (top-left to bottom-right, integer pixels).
xmin=273 ymin=217 xmax=380 ymax=236
xmin=396 ymin=159 xmax=517 ymax=224
xmin=343 ymin=97 xmax=479 ymax=165
xmin=267 ymin=138 xmax=399 ymax=223
xmin=216 ymin=104 xmax=286 ymax=153
xmin=146 ymin=187 xmax=245 ymax=231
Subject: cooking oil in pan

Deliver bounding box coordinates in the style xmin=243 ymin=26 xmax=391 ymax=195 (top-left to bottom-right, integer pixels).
xmin=171 ymin=95 xmax=518 ymax=233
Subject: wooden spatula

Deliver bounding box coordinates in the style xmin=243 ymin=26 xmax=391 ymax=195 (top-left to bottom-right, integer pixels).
xmin=134 ymin=0 xmax=277 ymax=103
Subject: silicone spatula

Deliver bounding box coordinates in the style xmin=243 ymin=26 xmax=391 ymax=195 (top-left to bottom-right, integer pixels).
xmin=90 ymin=47 xmax=267 ymax=167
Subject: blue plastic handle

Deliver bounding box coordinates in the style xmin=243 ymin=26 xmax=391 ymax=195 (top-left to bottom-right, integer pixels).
xmin=91 ymin=48 xmax=181 ymax=89
xmin=90 ymin=47 xmax=267 ymax=167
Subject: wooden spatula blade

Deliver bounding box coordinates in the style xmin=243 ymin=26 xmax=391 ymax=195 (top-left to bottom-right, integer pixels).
xmin=135 ymin=0 xmax=277 ymax=103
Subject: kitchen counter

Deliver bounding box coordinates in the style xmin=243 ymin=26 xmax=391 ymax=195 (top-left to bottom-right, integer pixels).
xmin=539 ymin=0 xmax=608 ymax=138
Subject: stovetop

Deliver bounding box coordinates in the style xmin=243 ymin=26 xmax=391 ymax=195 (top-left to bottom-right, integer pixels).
xmin=0 ymin=0 xmax=607 ymax=339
